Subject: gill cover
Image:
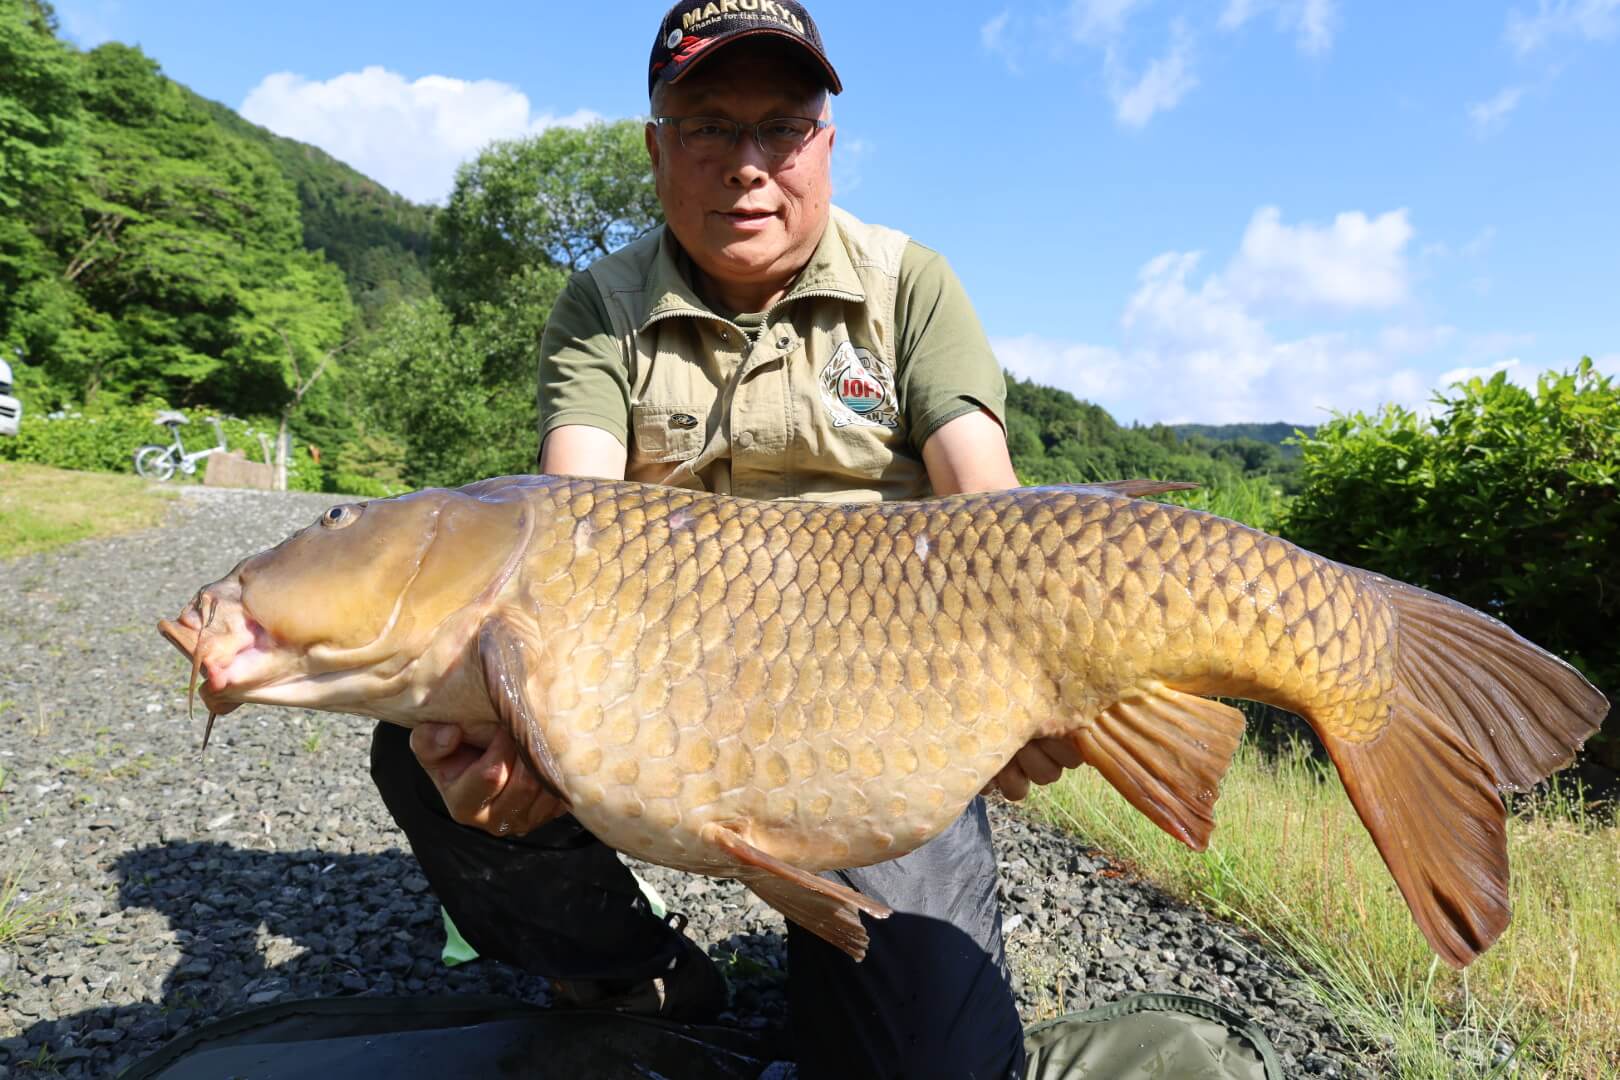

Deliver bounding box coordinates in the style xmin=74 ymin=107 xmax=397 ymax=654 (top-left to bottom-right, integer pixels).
xmin=237 ymin=489 xmax=532 ymax=658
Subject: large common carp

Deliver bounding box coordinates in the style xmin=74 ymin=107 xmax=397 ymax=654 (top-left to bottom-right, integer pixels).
xmin=158 ymin=476 xmax=1606 ymax=967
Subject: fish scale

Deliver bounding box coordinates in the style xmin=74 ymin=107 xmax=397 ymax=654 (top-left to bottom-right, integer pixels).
xmin=158 ymin=475 xmax=1606 ymax=966
xmin=529 ymin=482 xmax=1389 ymax=881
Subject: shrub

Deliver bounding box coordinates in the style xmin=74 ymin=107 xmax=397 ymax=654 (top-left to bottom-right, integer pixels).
xmin=0 ymin=401 xmax=323 ymax=491
xmin=1283 ymin=358 xmax=1619 ymax=763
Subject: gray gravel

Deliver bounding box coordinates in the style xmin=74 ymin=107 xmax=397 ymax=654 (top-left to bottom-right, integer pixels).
xmin=0 ymin=486 xmax=1380 ymax=1077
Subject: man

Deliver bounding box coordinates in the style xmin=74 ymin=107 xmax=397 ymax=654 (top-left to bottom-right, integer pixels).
xmin=370 ymin=3 xmax=1081 ymax=1075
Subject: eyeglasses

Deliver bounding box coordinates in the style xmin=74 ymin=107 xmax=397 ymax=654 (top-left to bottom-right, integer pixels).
xmin=654 ymin=115 xmax=829 ymax=160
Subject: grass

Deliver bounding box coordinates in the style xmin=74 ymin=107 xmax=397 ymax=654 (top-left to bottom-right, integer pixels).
xmin=0 ymin=858 xmax=57 ymax=952
xmin=1027 ymin=736 xmax=1620 ymax=1077
xmin=0 ymin=461 xmax=177 ymax=560
xmin=1156 ymin=472 xmax=1291 ymax=534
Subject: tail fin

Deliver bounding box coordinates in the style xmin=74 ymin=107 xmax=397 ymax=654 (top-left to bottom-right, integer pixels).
xmin=1375 ymin=574 xmax=1608 ymax=791
xmin=1323 ymin=691 xmax=1509 ymax=967
xmin=1318 ymin=573 xmax=1607 ymax=967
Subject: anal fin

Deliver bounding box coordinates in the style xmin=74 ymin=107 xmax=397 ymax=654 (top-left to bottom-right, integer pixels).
xmin=701 ymin=822 xmax=891 ymax=961
xmin=1074 ymin=686 xmax=1245 ymax=850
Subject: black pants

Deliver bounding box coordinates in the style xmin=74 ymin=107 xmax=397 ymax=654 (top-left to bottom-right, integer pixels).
xmin=371 ymin=722 xmax=1027 ymax=1079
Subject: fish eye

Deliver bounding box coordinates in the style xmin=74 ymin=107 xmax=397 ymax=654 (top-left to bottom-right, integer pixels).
xmin=319 ymin=504 xmax=362 ymax=530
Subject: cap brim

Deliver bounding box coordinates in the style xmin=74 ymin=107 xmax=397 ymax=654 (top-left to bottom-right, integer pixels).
xmin=658 ymin=27 xmax=842 ymax=95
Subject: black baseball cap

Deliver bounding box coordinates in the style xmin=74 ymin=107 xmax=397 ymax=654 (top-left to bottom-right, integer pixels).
xmin=649 ymin=0 xmax=842 ymax=97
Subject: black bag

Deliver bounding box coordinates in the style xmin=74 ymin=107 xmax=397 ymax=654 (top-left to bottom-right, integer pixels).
xmin=120 ymin=995 xmax=774 ymax=1079
xmin=125 ymin=990 xmax=1283 ymax=1079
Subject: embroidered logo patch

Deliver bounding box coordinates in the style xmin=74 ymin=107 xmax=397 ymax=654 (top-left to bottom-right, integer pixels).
xmin=820 ymin=341 xmax=898 ymax=429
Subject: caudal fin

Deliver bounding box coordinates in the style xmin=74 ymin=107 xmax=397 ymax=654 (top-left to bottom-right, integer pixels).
xmin=1376 ymin=575 xmax=1608 ymax=791
xmin=1323 ymin=690 xmax=1510 ymax=967
xmin=1317 ymin=574 xmax=1608 ymax=967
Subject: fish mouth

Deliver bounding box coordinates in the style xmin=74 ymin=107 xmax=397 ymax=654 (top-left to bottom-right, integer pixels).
xmin=157 ymin=597 xmax=275 ymax=747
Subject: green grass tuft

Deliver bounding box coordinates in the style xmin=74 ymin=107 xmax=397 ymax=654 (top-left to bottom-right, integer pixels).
xmin=1027 ymin=739 xmax=1620 ymax=1077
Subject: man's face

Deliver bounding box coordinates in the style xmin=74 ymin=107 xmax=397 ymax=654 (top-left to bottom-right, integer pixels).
xmin=646 ymin=42 xmax=835 ymax=301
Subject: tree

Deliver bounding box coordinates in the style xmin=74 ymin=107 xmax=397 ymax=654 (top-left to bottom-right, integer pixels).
xmin=0 ymin=0 xmax=84 ymax=348
xmin=431 ymin=120 xmax=660 ymax=319
xmin=16 ymin=42 xmax=354 ymax=410
xmin=1283 ymin=360 xmax=1620 ymax=764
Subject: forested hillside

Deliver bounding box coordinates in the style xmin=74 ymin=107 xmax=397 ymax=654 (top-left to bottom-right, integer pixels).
xmin=1170 ymin=422 xmax=1312 ymax=448
xmin=196 ymin=96 xmax=433 ymax=322
xmin=0 ymin=0 xmax=1299 ymax=499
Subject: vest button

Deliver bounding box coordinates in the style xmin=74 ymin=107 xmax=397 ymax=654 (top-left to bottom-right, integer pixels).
xmin=777 ymin=337 xmax=791 ymax=349
xmin=735 ymin=430 xmax=755 ymax=450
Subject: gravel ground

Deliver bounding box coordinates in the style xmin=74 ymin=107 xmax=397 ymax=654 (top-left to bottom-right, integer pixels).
xmin=0 ymin=486 xmax=1380 ymax=1077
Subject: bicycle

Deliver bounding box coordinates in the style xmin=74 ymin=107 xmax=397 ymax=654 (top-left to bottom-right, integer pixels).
xmin=133 ymin=411 xmax=228 ymax=481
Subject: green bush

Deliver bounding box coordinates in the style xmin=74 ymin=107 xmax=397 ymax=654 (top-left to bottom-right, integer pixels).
xmin=0 ymin=401 xmax=323 ymax=491
xmin=1283 ymin=358 xmax=1618 ymax=763
xmin=327 ymin=472 xmax=410 ymax=499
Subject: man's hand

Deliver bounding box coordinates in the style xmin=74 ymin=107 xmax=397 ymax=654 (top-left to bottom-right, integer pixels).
xmin=410 ymin=723 xmax=566 ymax=837
xmin=990 ymin=737 xmax=1085 ymax=801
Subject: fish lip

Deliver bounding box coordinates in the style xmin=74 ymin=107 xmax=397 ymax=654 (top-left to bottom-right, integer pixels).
xmin=157 ymin=610 xmax=275 ymax=704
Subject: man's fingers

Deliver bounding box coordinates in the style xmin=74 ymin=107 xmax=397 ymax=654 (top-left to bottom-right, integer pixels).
xmin=409 ymin=722 xmax=464 ymax=766
xmin=993 ymin=761 xmax=1031 ymax=802
xmin=434 ymin=734 xmax=513 ymax=824
xmin=1014 ymin=744 xmax=1065 ymax=786
xmin=1038 ymin=736 xmax=1084 ymax=770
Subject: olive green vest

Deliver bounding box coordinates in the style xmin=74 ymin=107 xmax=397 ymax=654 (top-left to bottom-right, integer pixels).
xmin=582 ymin=206 xmax=927 ymax=502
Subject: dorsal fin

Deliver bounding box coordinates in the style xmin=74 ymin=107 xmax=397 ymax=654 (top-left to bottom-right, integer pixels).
xmin=1082 ymin=479 xmax=1200 ymax=498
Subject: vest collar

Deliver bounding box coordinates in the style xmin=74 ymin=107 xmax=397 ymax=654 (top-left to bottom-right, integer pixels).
xmin=638 ymin=210 xmax=867 ymax=332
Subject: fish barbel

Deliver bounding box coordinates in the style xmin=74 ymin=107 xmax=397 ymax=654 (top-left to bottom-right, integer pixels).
xmin=157 ymin=476 xmax=1606 ymax=965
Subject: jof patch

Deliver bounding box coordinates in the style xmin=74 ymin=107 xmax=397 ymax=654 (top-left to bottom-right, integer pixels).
xmin=820 ymin=341 xmax=898 ymax=429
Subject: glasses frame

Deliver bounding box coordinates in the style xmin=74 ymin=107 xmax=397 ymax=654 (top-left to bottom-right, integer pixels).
xmin=653 ymin=115 xmax=830 ymax=161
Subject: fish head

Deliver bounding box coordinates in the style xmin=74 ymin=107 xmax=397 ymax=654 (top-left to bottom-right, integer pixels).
xmin=158 ymin=482 xmax=535 ymax=725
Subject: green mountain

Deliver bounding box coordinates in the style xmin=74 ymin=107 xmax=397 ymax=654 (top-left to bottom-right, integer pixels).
xmin=194 ymin=95 xmax=434 ymax=322
xmin=1170 ymin=422 xmax=1315 ymax=450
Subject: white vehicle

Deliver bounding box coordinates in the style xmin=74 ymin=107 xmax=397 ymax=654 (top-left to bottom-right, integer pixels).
xmin=0 ymin=358 xmax=20 ymax=437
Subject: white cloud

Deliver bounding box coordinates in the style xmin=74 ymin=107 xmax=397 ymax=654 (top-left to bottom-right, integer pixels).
xmin=1219 ymin=0 xmax=1340 ymax=55
xmin=1505 ymin=0 xmax=1620 ymax=54
xmin=239 ymin=67 xmax=600 ymax=204
xmin=983 ymin=206 xmax=1542 ymax=425
xmin=1069 ymin=0 xmax=1151 ymax=44
xmin=980 ymin=11 xmax=1021 ymax=72
xmin=1107 ymin=20 xmax=1199 ymax=128
xmin=1436 ymin=357 xmax=1538 ymax=390
xmin=831 ymin=137 xmax=872 ymax=197
xmin=1224 ymin=206 xmax=1413 ymax=311
xmin=1468 ymin=86 xmax=1525 ymax=136
xmin=1379 ymin=324 xmax=1458 ymax=355
xmin=994 ymin=335 xmax=1131 ymax=402
xmin=1460 ymin=226 xmax=1497 ymax=258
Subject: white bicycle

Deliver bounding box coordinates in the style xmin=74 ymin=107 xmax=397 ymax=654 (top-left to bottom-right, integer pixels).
xmin=133 ymin=411 xmax=228 ymax=481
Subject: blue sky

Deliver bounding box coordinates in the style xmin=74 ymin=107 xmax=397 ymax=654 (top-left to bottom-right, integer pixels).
xmin=55 ymin=1 xmax=1620 ymax=425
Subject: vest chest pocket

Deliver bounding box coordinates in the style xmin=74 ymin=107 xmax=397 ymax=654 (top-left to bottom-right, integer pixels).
xmin=630 ymin=404 xmax=708 ymax=464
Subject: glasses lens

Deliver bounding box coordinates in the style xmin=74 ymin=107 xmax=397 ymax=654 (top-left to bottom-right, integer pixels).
xmin=757 ymin=118 xmax=815 ymax=156
xmin=677 ymin=118 xmax=738 ymax=155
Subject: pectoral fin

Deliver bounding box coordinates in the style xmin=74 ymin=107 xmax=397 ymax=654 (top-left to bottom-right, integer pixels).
xmin=478 ymin=616 xmax=570 ymax=808
xmin=701 ymin=822 xmax=891 ymax=961
xmin=1073 ymin=686 xmax=1245 ymax=851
